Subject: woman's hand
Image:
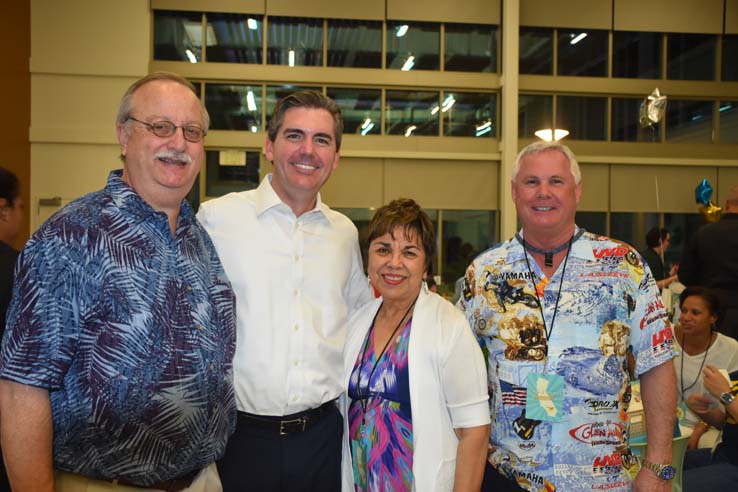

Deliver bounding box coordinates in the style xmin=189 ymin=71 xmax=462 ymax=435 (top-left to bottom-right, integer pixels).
xmin=687 ymin=393 xmax=713 ymax=415
xmin=702 ymin=364 xmax=732 ymax=399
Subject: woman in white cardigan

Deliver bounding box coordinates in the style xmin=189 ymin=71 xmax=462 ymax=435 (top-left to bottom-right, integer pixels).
xmin=341 ymin=199 xmax=490 ymax=492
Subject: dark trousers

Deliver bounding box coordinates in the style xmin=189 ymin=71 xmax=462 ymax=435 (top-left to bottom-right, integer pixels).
xmin=482 ymin=462 xmax=526 ymax=492
xmin=217 ymin=405 xmax=342 ymax=492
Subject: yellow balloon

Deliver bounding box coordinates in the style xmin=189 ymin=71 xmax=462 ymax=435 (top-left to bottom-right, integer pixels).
xmin=699 ymin=200 xmax=722 ymax=222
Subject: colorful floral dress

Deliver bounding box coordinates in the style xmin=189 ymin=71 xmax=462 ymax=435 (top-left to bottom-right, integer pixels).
xmin=348 ymin=317 xmax=413 ymax=492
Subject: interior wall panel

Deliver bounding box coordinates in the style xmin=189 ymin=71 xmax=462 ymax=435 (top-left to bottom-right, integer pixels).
xmin=320 ymin=157 xmax=384 ymax=208
xmin=520 ymin=0 xmax=612 ymax=29
xmin=727 ymin=0 xmax=738 ymax=34
xmin=718 ymin=167 xmax=738 ymax=203
xmin=610 ymin=165 xmax=718 ymax=212
xmin=614 ymin=0 xmax=723 ymax=33
xmin=152 ymin=0 xmax=265 ymax=14
xmin=267 ymin=0 xmax=384 ymax=19
xmin=578 ymin=164 xmax=610 ymax=211
xmin=384 ymin=159 xmax=498 ymax=210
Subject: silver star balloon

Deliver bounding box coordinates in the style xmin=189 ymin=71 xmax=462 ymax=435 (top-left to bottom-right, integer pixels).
xmin=639 ymin=88 xmax=667 ymax=128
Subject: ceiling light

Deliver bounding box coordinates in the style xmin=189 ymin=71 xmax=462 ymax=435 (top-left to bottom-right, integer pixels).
xmin=250 ymin=125 xmax=258 ymax=133
xmin=570 ymin=33 xmax=587 ymax=45
xmin=404 ymin=125 xmax=417 ymax=137
xmin=401 ymin=55 xmax=415 ymax=71
xmin=360 ymin=122 xmax=375 ymax=136
xmin=441 ymin=95 xmax=456 ymax=112
xmin=476 ymin=120 xmax=492 ymax=131
xmin=534 ymin=128 xmax=569 ymax=142
xmin=476 ymin=126 xmax=492 ymax=137
xmin=247 ymin=18 xmax=258 ymax=30
xmin=185 ymin=49 xmax=197 ymax=64
xmin=395 ymin=25 xmax=409 ymax=37
xmin=430 ymin=105 xmax=440 ymax=115
xmin=719 ymin=104 xmax=733 ymax=112
xmin=288 ymin=50 xmax=295 ymax=67
xmin=361 ymin=118 xmax=372 ymax=129
xmin=246 ymin=91 xmax=257 ymax=112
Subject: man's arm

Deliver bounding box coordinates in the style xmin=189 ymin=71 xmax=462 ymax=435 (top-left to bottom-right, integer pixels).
xmin=0 ymin=379 xmax=54 ymax=492
xmin=633 ymin=360 xmax=676 ymax=492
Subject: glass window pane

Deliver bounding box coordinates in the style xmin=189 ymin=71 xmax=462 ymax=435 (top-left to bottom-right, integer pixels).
xmin=667 ymin=33 xmax=716 ymax=81
xmin=386 ymin=21 xmax=439 ymax=70
xmin=612 ymin=97 xmax=661 ymax=142
xmin=205 ymin=84 xmax=262 ymax=131
xmin=205 ymin=150 xmax=260 ymax=197
xmin=663 ymin=213 xmax=704 ymax=268
xmin=520 ymin=27 xmax=553 ymax=74
xmin=267 ymin=17 xmax=323 ymax=66
xmin=557 ymin=29 xmax=608 ymax=76
xmin=444 ymin=23 xmax=498 ymax=73
xmin=665 ymin=99 xmax=714 ymax=143
xmin=613 ymin=31 xmax=662 ymax=78
xmin=556 ymin=96 xmax=607 ymax=140
xmin=723 ymin=35 xmax=738 ymax=81
xmin=265 ymin=85 xmax=321 ymax=128
xmin=575 ymin=212 xmax=607 ymax=237
xmin=327 ymin=19 xmax=381 ymax=68
xmin=609 ymin=212 xmax=659 ymax=250
xmin=154 ymin=10 xmax=203 ymax=62
xmin=518 ymin=94 xmax=553 ymax=138
xmin=443 ymin=92 xmax=497 ymax=137
xmin=385 ymin=90 xmax=440 ymax=136
xmin=441 ymin=210 xmax=497 ymax=287
xmin=206 ymin=13 xmax=263 ymax=64
xmin=326 ymin=87 xmax=381 ymax=135
xmin=720 ymin=101 xmax=738 ymax=144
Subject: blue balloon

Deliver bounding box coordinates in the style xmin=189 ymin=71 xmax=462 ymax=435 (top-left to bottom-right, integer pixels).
xmin=695 ymin=178 xmax=713 ymax=205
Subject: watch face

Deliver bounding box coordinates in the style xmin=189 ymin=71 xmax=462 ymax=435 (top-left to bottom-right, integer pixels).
xmin=660 ymin=465 xmax=676 ymax=480
xmin=721 ymin=392 xmax=735 ymax=404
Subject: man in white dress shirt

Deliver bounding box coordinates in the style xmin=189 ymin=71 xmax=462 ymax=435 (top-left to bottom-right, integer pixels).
xmin=197 ymin=90 xmax=373 ymax=492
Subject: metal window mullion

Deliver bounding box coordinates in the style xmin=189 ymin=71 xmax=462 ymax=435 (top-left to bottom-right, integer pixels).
xmin=202 ymin=12 xmax=207 ymax=62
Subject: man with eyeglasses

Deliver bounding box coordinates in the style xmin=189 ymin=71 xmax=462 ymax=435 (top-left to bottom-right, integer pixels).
xmin=197 ymin=90 xmax=373 ymax=492
xmin=0 ymin=72 xmax=237 ymax=492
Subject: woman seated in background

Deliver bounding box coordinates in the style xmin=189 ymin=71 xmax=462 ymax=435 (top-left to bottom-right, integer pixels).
xmin=674 ymin=286 xmax=738 ymax=449
xmin=341 ymin=198 xmax=490 ymax=492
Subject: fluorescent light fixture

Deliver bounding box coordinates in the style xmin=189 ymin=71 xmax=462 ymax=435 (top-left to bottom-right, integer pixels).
xmin=476 ymin=120 xmax=492 ymax=131
xmin=404 ymin=125 xmax=417 ymax=137
xmin=247 ymin=18 xmax=258 ymax=30
xmin=361 ymin=118 xmax=372 ymax=130
xmin=251 ymin=125 xmax=258 ymax=133
xmin=395 ymin=25 xmax=409 ymax=37
xmin=475 ymin=126 xmax=492 ymax=137
xmin=719 ymin=104 xmax=733 ymax=112
xmin=570 ymin=32 xmax=587 ymax=45
xmin=441 ymin=95 xmax=455 ymax=112
xmin=534 ymin=128 xmax=569 ymax=142
xmin=360 ymin=123 xmax=375 ymax=136
xmin=246 ymin=91 xmax=257 ymax=112
xmin=401 ymin=55 xmax=415 ymax=71
xmin=288 ymin=50 xmax=295 ymax=67
xmin=691 ymin=115 xmax=703 ymax=121
xmin=430 ymin=105 xmax=440 ymax=115
xmin=185 ymin=49 xmax=198 ymax=63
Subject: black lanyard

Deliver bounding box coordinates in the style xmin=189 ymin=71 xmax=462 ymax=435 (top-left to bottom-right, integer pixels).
xmin=356 ymin=297 xmax=417 ymax=425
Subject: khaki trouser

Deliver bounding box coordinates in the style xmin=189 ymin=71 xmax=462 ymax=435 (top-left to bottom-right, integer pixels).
xmin=54 ymin=463 xmax=221 ymax=492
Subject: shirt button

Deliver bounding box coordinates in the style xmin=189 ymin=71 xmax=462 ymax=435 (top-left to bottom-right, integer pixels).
xmin=294 ymin=255 xmax=300 ymax=262
xmin=293 ymin=361 xmax=299 ymax=367
xmin=294 ymin=289 xmax=299 ymax=296
xmin=292 ymin=395 xmax=299 ymax=402
xmin=197 ymin=325 xmax=204 ymax=331
xmin=294 ymin=324 xmax=299 ymax=331
xmin=185 ymin=284 xmax=192 ymax=292
xmin=209 ymin=363 xmax=215 ymax=371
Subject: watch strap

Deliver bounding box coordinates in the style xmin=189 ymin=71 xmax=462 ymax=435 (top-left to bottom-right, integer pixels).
xmin=642 ymin=459 xmax=675 ymax=480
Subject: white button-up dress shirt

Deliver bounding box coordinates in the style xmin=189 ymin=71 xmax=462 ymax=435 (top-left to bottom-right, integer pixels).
xmin=197 ymin=175 xmax=373 ymax=415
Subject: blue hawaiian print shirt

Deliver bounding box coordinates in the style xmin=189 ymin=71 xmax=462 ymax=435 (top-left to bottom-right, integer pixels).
xmin=458 ymin=229 xmax=674 ymax=492
xmin=0 ymin=170 xmax=237 ymax=485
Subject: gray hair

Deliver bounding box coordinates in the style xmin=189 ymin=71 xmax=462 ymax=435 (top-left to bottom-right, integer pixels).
xmin=116 ymin=71 xmax=210 ymax=130
xmin=513 ymin=141 xmax=581 ymax=184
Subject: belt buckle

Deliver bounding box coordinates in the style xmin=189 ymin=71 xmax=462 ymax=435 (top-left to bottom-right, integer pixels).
xmin=279 ymin=416 xmax=307 ymax=436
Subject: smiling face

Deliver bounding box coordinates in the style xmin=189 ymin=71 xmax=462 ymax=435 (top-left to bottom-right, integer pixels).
xmin=679 ymin=295 xmax=717 ymax=337
xmin=265 ymin=107 xmax=340 ymax=216
xmin=368 ymin=226 xmax=427 ymax=306
xmin=512 ymin=149 xmax=582 ymax=242
xmin=116 ymin=80 xmax=204 ymax=213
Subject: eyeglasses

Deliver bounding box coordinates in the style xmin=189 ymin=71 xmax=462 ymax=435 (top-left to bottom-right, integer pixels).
xmin=126 ymin=116 xmax=207 ymax=143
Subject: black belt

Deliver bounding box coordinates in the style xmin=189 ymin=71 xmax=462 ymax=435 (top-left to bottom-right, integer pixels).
xmin=238 ymin=400 xmax=336 ymax=436
xmin=112 ymin=468 xmax=200 ymax=492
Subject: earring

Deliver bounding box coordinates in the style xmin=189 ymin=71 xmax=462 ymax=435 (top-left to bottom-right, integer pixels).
xmin=367 ymin=274 xmax=371 ymax=285
xmin=422 ymin=280 xmax=429 ymax=294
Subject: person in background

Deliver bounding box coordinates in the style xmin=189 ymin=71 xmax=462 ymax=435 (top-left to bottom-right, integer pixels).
xmin=198 ymin=90 xmax=373 ymax=492
xmin=641 ymin=227 xmax=678 ymax=290
xmin=674 ymin=287 xmax=738 ymax=450
xmin=458 ymin=142 xmax=677 ymax=492
xmin=679 ymin=185 xmax=738 ymax=340
xmin=342 ymin=198 xmax=490 ymax=492
xmin=0 ymin=166 xmax=23 ymax=492
xmin=0 ymin=71 xmax=237 ymax=492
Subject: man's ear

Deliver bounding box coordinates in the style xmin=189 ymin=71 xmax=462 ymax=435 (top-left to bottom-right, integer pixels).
xmin=0 ymin=198 xmax=9 ymax=221
xmin=116 ymin=124 xmax=129 ymax=160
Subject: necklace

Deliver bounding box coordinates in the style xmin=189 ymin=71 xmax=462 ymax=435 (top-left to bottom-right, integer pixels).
xmin=355 ymin=296 xmax=417 ymax=426
xmin=516 ymin=228 xmax=585 ymax=267
xmin=679 ymin=331 xmax=713 ymax=397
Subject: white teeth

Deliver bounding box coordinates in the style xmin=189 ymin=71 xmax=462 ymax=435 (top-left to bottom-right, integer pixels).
xmin=534 ymin=207 xmax=552 ymax=211
xmin=294 ymin=163 xmax=317 ymax=171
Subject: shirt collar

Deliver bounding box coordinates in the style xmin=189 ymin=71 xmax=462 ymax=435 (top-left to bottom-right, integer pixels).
xmin=255 ymin=174 xmax=330 ymax=223
xmin=508 ymin=226 xmax=595 ymax=263
xmin=106 ymin=169 xmax=194 ymax=225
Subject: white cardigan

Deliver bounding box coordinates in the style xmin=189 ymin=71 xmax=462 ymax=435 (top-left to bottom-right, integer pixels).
xmin=340 ymin=289 xmax=490 ymax=492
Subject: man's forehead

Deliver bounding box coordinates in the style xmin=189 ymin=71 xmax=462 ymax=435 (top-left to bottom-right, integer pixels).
xmin=281 ymin=107 xmax=335 ymax=134
xmin=518 ymin=151 xmax=573 ymax=178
